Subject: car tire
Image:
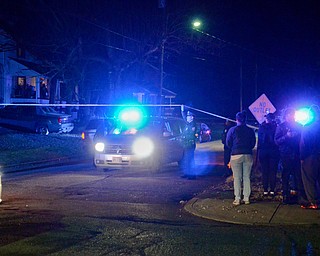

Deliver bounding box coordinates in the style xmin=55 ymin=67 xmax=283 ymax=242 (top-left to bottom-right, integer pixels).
xmin=149 ymin=149 xmax=162 ymax=172
xmin=150 ymin=159 xmax=161 ymax=172
xmin=36 ymin=125 xmax=49 ymax=135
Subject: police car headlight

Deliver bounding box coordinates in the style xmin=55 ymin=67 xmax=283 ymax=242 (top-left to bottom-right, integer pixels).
xmin=95 ymin=142 xmax=105 ymax=152
xmin=132 ymin=137 xmax=154 ymax=157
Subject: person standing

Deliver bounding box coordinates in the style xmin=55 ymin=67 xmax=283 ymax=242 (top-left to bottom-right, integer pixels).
xmin=180 ymin=106 xmax=197 ymax=179
xmin=300 ymin=106 xmax=320 ymax=209
xmin=226 ymin=111 xmax=256 ymax=205
xmin=221 ymin=120 xmax=234 ymax=177
xmin=257 ymin=113 xmax=279 ymax=197
xmin=275 ymin=108 xmax=306 ymax=204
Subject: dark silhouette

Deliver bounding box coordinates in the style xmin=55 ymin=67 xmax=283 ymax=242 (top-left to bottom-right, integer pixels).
xmin=300 ymin=106 xmax=320 ymax=209
xmin=221 ymin=120 xmax=234 ymax=177
xmin=180 ymin=107 xmax=197 ymax=179
xmin=275 ymin=108 xmax=306 ymax=204
xmin=257 ymin=113 xmax=279 ymax=197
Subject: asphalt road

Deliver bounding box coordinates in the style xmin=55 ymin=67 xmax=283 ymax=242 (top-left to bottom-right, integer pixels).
xmin=0 ymin=165 xmax=318 ymax=255
xmin=0 ymin=138 xmax=319 ymax=255
xmin=0 ymin=162 xmax=225 ymax=255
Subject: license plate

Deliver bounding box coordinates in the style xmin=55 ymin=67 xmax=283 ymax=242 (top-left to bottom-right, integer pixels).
xmin=112 ymin=157 xmax=122 ymax=163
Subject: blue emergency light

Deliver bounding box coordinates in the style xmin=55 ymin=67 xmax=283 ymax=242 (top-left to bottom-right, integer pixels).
xmin=116 ymin=106 xmax=146 ymax=128
xmin=295 ymin=107 xmax=315 ymax=126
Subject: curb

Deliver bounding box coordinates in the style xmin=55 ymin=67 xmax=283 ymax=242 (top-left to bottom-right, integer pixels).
xmin=184 ymin=197 xmax=320 ymax=225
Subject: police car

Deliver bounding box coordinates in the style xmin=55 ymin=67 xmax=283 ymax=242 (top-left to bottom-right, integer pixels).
xmin=93 ymin=107 xmax=186 ymax=171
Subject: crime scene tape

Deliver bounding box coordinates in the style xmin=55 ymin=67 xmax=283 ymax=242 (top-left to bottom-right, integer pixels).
xmin=0 ymin=103 xmax=258 ymax=129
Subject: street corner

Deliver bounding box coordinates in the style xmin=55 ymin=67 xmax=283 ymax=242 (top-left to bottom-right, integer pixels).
xmin=184 ymin=197 xmax=281 ymax=225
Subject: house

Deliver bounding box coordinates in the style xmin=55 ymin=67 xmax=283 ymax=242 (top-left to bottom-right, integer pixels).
xmin=0 ymin=28 xmax=51 ymax=104
xmin=0 ymin=27 xmax=177 ymax=113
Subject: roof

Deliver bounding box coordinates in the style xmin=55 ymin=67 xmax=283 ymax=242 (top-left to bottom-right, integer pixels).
xmin=9 ymin=57 xmax=52 ymax=77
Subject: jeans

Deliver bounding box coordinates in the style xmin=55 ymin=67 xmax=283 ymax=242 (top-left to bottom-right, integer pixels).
xmin=230 ymin=154 xmax=253 ymax=201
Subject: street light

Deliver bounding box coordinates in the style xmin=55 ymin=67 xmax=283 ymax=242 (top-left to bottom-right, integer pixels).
xmin=192 ymin=20 xmax=202 ymax=28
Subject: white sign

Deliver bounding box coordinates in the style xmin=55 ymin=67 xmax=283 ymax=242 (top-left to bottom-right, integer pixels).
xmin=249 ymin=94 xmax=276 ymax=124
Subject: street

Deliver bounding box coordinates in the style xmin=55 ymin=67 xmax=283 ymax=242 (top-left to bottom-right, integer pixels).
xmin=0 ymin=143 xmax=319 ymax=255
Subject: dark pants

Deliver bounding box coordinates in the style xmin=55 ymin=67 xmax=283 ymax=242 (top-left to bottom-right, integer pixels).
xmin=259 ymin=150 xmax=279 ymax=192
xmin=224 ymin=145 xmax=231 ymax=167
xmin=301 ymin=154 xmax=320 ymax=205
xmin=281 ymin=155 xmax=306 ymax=202
xmin=182 ymin=146 xmax=196 ymax=176
xmin=223 ymin=145 xmax=232 ymax=175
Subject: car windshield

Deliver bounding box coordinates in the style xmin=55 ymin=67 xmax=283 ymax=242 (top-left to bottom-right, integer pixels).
xmin=108 ymin=118 xmax=161 ymax=136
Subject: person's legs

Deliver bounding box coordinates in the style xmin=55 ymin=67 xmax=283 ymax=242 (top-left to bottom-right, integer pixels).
xmin=292 ymin=156 xmax=307 ymax=204
xmin=182 ymin=147 xmax=196 ymax=178
xmin=230 ymin=155 xmax=243 ymax=202
xmin=269 ymin=156 xmax=279 ymax=193
xmin=301 ymin=155 xmax=318 ymax=205
xmin=259 ymin=152 xmax=269 ymax=192
xmin=224 ymin=146 xmax=231 ymax=167
xmin=224 ymin=146 xmax=232 ymax=176
xmin=280 ymin=156 xmax=291 ymax=198
xmin=242 ymin=154 xmax=253 ymax=202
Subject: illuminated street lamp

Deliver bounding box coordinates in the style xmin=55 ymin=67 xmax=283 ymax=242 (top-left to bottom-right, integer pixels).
xmin=192 ymin=20 xmax=202 ymax=28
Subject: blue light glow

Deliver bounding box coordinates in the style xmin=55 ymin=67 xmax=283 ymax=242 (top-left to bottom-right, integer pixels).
xmin=116 ymin=106 xmax=146 ymax=128
xmin=295 ymin=108 xmax=315 ymax=126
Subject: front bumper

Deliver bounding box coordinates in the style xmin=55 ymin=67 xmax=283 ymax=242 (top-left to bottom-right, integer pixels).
xmin=94 ymin=153 xmax=152 ymax=169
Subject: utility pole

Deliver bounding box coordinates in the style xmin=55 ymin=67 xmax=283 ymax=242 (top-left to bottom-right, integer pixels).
xmin=159 ymin=0 xmax=167 ymax=115
xmin=255 ymin=60 xmax=258 ymax=99
xmin=240 ymin=55 xmax=243 ymax=111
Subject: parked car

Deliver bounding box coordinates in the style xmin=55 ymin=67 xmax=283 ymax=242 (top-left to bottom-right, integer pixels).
xmin=197 ymin=122 xmax=212 ymax=143
xmin=0 ymin=105 xmax=74 ymax=135
xmin=93 ymin=116 xmax=186 ymax=171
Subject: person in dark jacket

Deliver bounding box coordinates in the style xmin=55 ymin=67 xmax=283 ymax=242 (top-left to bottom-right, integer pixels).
xmin=226 ymin=111 xmax=256 ymax=205
xmin=300 ymin=106 xmax=320 ymax=209
xmin=275 ymin=108 xmax=306 ymax=204
xmin=257 ymin=113 xmax=279 ymax=197
xmin=180 ymin=107 xmax=197 ymax=179
xmin=221 ymin=120 xmax=235 ymax=177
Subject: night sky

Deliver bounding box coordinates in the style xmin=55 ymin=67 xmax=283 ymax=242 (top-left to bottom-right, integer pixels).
xmin=1 ymin=0 xmax=319 ymax=118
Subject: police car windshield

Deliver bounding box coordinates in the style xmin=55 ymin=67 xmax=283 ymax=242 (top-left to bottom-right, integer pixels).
xmin=109 ymin=119 xmax=161 ymax=135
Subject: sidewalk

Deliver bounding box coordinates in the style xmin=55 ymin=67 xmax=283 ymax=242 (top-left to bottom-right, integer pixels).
xmin=184 ymin=190 xmax=320 ymax=225
xmin=185 ymin=140 xmax=320 ymax=225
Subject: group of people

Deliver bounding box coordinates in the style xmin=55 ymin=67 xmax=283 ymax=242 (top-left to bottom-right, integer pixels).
xmin=179 ymin=105 xmax=319 ymax=209
xmin=224 ymin=107 xmax=320 ymax=209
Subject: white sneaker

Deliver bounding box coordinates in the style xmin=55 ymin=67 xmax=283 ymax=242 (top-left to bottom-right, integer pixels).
xmin=244 ymin=200 xmax=250 ymax=205
xmin=233 ymin=199 xmax=241 ymax=206
xmin=0 ymin=199 xmax=2 ymax=204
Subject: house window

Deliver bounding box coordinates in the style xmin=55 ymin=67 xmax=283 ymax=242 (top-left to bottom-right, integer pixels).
xmin=40 ymin=79 xmax=49 ymax=99
xmin=12 ymin=76 xmax=36 ymax=98
xmin=17 ymin=76 xmax=26 ymax=86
